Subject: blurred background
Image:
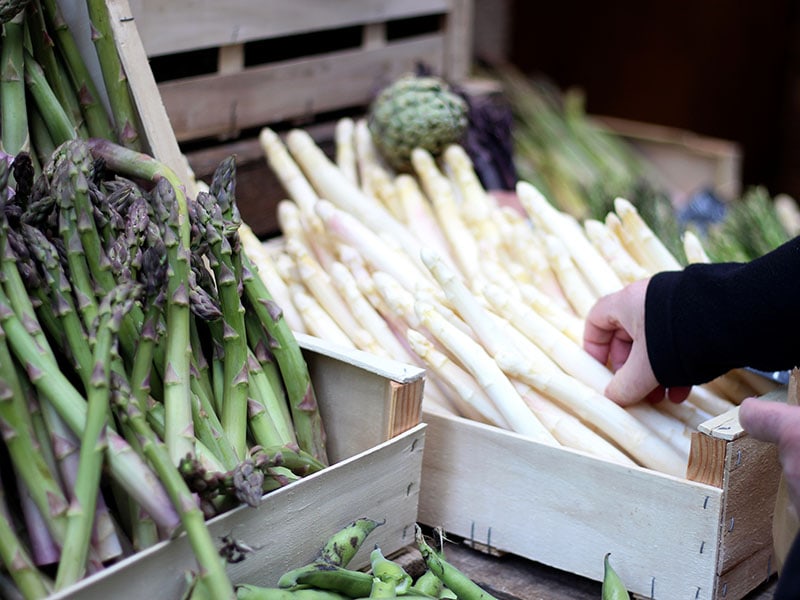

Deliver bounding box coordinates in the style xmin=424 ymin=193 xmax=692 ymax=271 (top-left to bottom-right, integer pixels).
xmin=474 ymin=0 xmax=800 ymax=200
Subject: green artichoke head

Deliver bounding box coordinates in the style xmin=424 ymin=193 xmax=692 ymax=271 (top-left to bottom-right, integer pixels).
xmin=367 ymin=74 xmax=468 ymax=172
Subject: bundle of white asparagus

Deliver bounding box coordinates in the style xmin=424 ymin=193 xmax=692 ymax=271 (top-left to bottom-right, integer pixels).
xmin=240 ymin=118 xmax=778 ymax=478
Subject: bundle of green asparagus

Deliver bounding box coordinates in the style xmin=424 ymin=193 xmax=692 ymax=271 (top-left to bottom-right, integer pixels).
xmin=0 ymin=139 xmax=328 ymax=599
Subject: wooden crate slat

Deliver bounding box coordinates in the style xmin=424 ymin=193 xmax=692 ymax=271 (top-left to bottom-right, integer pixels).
xmin=128 ymin=0 xmax=452 ymax=56
xmin=49 ymin=424 xmax=426 ymax=600
xmin=418 ymin=411 xmax=725 ymax=600
xmin=157 ymin=35 xmax=445 ymax=141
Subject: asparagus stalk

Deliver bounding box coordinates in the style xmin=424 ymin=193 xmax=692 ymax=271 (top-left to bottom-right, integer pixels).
xmin=0 ymin=477 xmax=52 ymax=599
xmin=39 ymin=0 xmax=115 ymax=141
xmin=85 ymin=0 xmax=141 ymax=150
xmin=88 ymin=138 xmax=195 ymax=465
xmin=55 ymin=283 xmax=139 ymax=590
xmin=23 ymin=51 xmax=77 ymax=146
xmin=1 ymin=12 xmax=30 ymax=156
xmin=241 ymin=253 xmax=329 ymax=465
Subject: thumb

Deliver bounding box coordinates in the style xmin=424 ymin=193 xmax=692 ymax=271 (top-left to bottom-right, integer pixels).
xmin=604 ymin=341 xmax=658 ymax=406
xmin=739 ymin=397 xmax=800 ymax=444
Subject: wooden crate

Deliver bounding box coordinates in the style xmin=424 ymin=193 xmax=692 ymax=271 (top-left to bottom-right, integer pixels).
xmin=127 ymin=0 xmax=473 ymax=143
xmin=49 ymin=334 xmax=426 ymax=600
xmin=595 ymin=115 xmax=743 ymax=205
xmin=417 ymin=399 xmax=782 ymax=600
xmin=116 ymin=0 xmax=473 ymax=237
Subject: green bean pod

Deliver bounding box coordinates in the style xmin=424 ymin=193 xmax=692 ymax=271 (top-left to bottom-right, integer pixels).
xmin=235 ymin=585 xmax=350 ymax=600
xmin=414 ymin=525 xmax=498 ymax=600
xmin=602 ymin=553 xmax=630 ymax=600
xmin=318 ymin=517 xmax=384 ymax=567
xmin=278 ymin=563 xmax=373 ymax=598
xmin=369 ymin=546 xmax=412 ymax=594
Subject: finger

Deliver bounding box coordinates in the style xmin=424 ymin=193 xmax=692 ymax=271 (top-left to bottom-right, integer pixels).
xmin=604 ymin=342 xmax=658 ymax=406
xmin=666 ymin=386 xmax=692 ymax=404
xmin=582 ymin=318 xmax=615 ymax=365
xmin=738 ymin=397 xmax=800 ymax=444
xmin=608 ymin=335 xmax=633 ymax=372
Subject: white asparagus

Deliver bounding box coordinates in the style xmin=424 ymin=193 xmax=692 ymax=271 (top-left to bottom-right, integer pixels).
xmin=614 ymin=197 xmax=682 ymax=273
xmin=495 ymin=350 xmax=687 ymax=476
xmin=314 ymin=199 xmax=435 ymax=295
xmin=542 ymin=234 xmax=598 ymax=318
xmin=482 ymin=283 xmax=613 ymax=393
xmin=259 ymin=128 xmax=319 ymax=215
xmin=655 ymin=399 xmax=713 ymax=431
xmin=511 ymin=380 xmax=638 ymax=467
xmin=238 ymin=225 xmax=306 ymax=332
xmin=517 ymin=181 xmax=623 ymax=296
xmin=354 ymin=118 xmax=387 ymax=197
xmin=583 ymin=218 xmax=650 ymax=285
xmin=285 ymin=128 xmax=427 ymax=264
xmin=407 ymin=329 xmax=510 ymax=428
xmin=329 ymin=261 xmax=412 ymax=362
xmin=395 ymin=173 xmax=454 ymax=261
xmin=682 ymin=229 xmax=712 ymax=265
xmin=517 ymin=282 xmax=585 ymax=345
xmin=334 ymin=117 xmax=358 ymax=186
xmin=626 ymin=403 xmax=691 ymax=457
xmin=284 ymin=237 xmax=376 ymax=351
xmin=412 ymin=147 xmax=483 ymax=283
xmin=365 ymin=163 xmax=406 ymax=222
xmin=415 ymin=300 xmax=558 ymax=444
xmin=289 ymin=284 xmax=355 ymax=349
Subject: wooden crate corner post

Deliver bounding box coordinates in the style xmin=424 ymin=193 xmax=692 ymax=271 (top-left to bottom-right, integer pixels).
xmin=688 ymin=395 xmax=784 ymax=599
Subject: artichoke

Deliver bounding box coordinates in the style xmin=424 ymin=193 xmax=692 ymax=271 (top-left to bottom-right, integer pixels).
xmin=367 ymin=74 xmax=468 ymax=172
xmin=0 ymin=0 xmax=30 ymax=24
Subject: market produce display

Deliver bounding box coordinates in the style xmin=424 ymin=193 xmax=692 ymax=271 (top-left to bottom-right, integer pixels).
xmin=253 ymin=118 xmax=780 ymax=480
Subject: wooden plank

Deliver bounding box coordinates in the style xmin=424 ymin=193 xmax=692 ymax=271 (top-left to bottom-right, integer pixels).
xmin=298 ymin=333 xmax=425 ymax=462
xmin=715 ymin=546 xmax=776 ymax=600
xmin=444 ymin=0 xmax=474 ymax=82
xmin=417 ymin=411 xmax=725 ymax=600
xmin=128 ymin=0 xmax=452 ymax=56
xmin=157 ymin=35 xmax=446 ymax=141
xmin=717 ymin=435 xmax=781 ymax=575
xmin=687 ymin=431 xmax=728 ymax=488
xmin=50 ymin=424 xmax=426 ymax=600
xmin=104 ymin=0 xmax=197 ymax=194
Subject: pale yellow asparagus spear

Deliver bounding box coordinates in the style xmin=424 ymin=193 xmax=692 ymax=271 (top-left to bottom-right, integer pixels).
xmin=395 ymin=173 xmax=454 ymax=261
xmin=284 ymin=237 xmax=377 ymax=351
xmin=238 ymin=224 xmax=306 ymax=332
xmin=415 ymin=300 xmax=558 ymax=444
xmin=285 ymin=128 xmax=426 ymax=265
xmin=407 ymin=329 xmax=510 ymax=428
xmin=682 ymin=229 xmax=712 ymax=265
xmin=328 ymin=261 xmax=411 ymax=361
xmin=495 ymin=350 xmax=687 ymax=476
xmin=517 ymin=181 xmax=623 ymax=296
xmin=354 ymin=118 xmax=386 ymax=196
xmin=365 ymin=163 xmax=406 ymax=222
xmin=614 ymin=197 xmax=682 ymax=273
xmin=259 ymin=127 xmax=319 ymax=215
xmin=625 ymin=404 xmax=691 ymax=458
xmin=655 ymin=399 xmax=713 ymax=430
xmin=482 ymin=283 xmax=612 ymax=393
xmin=583 ymin=219 xmax=650 ymax=285
xmin=314 ymin=200 xmax=434 ymax=295
xmin=542 ymin=234 xmax=598 ymax=318
xmin=511 ymin=380 xmax=637 ymax=467
xmin=517 ymin=282 xmax=585 ymax=345
xmin=335 ymin=117 xmax=358 ymax=186
xmin=411 ymin=147 xmax=483 ymax=283
xmin=289 ymin=284 xmax=355 ymax=349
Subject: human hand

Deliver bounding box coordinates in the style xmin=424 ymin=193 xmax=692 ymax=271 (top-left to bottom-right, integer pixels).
xmin=739 ymin=397 xmax=800 ymax=515
xmin=583 ymin=279 xmax=690 ymax=406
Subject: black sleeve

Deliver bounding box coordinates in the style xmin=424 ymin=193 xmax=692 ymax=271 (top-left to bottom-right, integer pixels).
xmin=644 ymin=236 xmax=800 ymax=387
